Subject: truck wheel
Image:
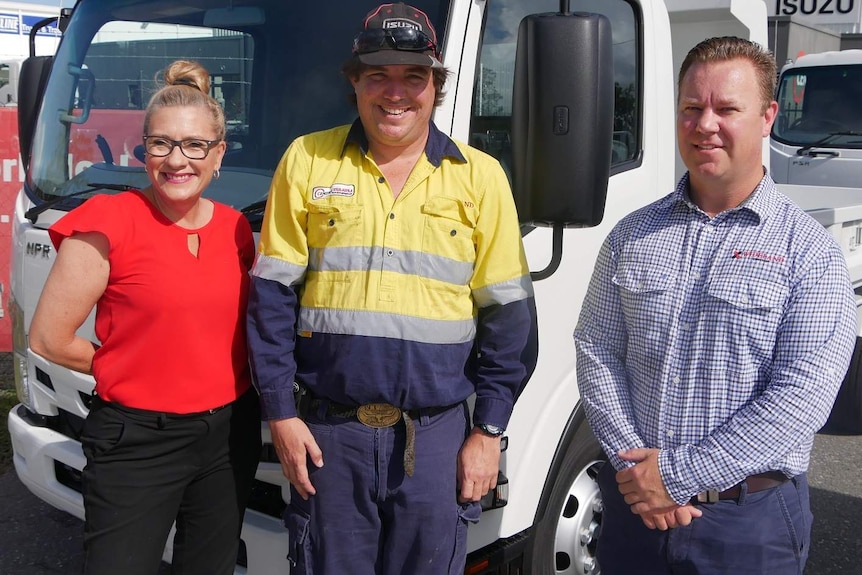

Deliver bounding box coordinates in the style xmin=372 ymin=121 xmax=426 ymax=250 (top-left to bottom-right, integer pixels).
xmin=822 ymin=336 xmax=862 ymax=435
xmin=524 ymin=413 xmax=606 ymax=574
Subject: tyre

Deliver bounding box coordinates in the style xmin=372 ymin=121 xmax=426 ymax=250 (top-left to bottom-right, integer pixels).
xmin=524 ymin=410 xmax=606 ymax=574
xmin=822 ymin=336 xmax=862 ymax=435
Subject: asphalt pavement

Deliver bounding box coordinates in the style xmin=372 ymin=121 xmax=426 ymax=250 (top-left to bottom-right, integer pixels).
xmin=1 ymin=431 xmax=861 ymax=574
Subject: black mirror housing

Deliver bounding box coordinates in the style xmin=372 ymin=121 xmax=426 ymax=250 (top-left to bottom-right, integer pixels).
xmin=512 ymin=11 xmax=614 ymax=228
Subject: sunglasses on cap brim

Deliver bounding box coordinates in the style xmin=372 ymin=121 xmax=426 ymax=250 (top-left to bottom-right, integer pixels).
xmin=352 ymin=28 xmax=438 ymax=56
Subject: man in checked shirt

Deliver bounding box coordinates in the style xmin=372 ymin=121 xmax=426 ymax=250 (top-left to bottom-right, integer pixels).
xmin=575 ymin=36 xmax=857 ymax=574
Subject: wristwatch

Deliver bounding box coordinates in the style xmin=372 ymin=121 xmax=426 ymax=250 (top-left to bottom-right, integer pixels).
xmin=477 ymin=423 xmax=506 ymax=437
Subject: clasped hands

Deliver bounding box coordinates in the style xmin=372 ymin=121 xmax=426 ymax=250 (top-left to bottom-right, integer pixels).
xmin=615 ymin=448 xmax=702 ymax=531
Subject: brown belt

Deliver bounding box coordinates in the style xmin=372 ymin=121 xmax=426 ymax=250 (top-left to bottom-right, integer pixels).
xmin=695 ymin=471 xmax=789 ymax=503
xmin=308 ymin=399 xmax=452 ymax=478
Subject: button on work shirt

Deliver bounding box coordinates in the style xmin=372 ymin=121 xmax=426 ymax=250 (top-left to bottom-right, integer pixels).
xmin=575 ymin=173 xmax=857 ymax=505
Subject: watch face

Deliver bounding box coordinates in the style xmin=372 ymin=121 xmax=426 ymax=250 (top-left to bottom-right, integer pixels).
xmin=480 ymin=424 xmax=505 ymax=436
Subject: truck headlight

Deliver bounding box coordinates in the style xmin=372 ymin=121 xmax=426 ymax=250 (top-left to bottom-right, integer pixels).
xmin=8 ymin=296 xmax=33 ymax=410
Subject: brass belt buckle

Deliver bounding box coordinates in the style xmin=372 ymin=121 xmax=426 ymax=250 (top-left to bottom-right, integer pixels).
xmin=357 ymin=403 xmax=401 ymax=428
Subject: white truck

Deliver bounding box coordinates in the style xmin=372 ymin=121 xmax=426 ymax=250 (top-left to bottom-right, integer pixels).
xmin=769 ymin=48 xmax=862 ymax=435
xmin=771 ymin=49 xmax=862 ymax=188
xmin=6 ymin=1 xmax=862 ymax=574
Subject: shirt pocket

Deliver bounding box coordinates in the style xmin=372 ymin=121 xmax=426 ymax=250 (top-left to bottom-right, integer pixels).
xmin=306 ymin=204 xmax=364 ymax=249
xmin=613 ymin=264 xmax=677 ymax=347
xmin=420 ymin=197 xmax=476 ymax=287
xmin=706 ymin=276 xmax=786 ymax=356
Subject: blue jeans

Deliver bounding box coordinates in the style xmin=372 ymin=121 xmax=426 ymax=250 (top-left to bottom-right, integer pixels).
xmin=597 ymin=461 xmax=812 ymax=575
xmin=285 ymin=401 xmax=480 ymax=575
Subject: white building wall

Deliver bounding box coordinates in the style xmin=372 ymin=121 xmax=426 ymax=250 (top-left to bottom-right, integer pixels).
xmin=0 ymin=1 xmax=63 ymax=60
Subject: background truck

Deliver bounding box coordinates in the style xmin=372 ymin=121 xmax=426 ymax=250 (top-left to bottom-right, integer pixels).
xmin=769 ymin=47 xmax=862 ymax=435
xmin=771 ymin=49 xmax=862 ymax=187
xmin=6 ymin=1 xmax=862 ymax=574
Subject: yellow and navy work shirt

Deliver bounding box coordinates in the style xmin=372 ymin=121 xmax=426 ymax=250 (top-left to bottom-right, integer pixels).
xmin=248 ymin=120 xmax=537 ymax=428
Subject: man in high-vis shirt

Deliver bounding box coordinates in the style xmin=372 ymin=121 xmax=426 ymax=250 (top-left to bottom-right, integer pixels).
xmin=246 ymin=3 xmax=537 ymax=574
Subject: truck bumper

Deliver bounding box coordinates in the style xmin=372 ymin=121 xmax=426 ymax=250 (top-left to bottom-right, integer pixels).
xmin=8 ymin=403 xmax=85 ymax=519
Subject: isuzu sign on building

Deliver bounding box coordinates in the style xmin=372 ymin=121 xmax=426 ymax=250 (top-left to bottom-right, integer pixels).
xmin=770 ymin=0 xmax=861 ymax=26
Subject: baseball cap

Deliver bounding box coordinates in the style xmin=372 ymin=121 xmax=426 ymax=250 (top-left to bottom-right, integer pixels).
xmin=352 ymin=3 xmax=443 ymax=68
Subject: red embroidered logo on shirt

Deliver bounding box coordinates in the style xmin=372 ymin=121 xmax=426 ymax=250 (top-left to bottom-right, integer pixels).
xmin=731 ymin=249 xmax=785 ymax=263
xmin=312 ymin=183 xmax=356 ymax=200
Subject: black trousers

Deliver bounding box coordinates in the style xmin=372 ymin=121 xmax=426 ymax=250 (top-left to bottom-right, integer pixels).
xmin=80 ymin=389 xmax=261 ymax=575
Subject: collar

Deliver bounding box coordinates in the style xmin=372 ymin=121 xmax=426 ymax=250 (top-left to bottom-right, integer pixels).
xmin=672 ymin=170 xmax=778 ymax=223
xmin=342 ymin=118 xmax=467 ymax=167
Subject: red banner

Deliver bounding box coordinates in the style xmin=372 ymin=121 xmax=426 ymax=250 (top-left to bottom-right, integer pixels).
xmin=0 ymin=107 xmax=21 ymax=351
xmin=0 ymin=108 xmax=146 ymax=351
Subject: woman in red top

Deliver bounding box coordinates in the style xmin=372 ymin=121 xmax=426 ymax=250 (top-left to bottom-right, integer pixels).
xmin=29 ymin=60 xmax=261 ymax=575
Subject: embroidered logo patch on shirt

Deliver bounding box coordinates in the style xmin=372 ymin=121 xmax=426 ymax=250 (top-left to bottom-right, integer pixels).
xmin=731 ymin=249 xmax=786 ymax=264
xmin=312 ymin=183 xmax=356 ymax=200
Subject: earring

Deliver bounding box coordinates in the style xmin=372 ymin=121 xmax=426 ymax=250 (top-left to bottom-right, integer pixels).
xmin=213 ymin=169 xmax=220 ymax=180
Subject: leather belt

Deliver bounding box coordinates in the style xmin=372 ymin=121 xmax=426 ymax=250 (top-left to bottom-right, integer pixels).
xmin=308 ymin=398 xmax=452 ymax=478
xmin=694 ymin=471 xmax=789 ymax=504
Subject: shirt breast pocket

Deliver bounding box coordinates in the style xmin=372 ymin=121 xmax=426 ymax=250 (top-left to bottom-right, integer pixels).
xmin=306 ymin=205 xmax=364 ymax=249
xmin=707 ymin=276 xmax=786 ymax=355
xmin=420 ymin=197 xmax=476 ymax=286
xmin=613 ymin=264 xmax=677 ymax=346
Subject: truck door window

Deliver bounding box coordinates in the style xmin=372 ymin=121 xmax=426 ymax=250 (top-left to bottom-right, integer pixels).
xmin=470 ymin=0 xmax=640 ymax=180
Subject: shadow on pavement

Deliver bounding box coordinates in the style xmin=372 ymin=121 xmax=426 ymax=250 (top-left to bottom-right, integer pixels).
xmin=0 ymin=471 xmax=171 ymax=574
xmin=807 ymin=486 xmax=862 ymax=575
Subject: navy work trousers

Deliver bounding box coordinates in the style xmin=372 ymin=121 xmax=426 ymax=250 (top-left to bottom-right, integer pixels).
xmin=596 ymin=461 xmax=812 ymax=574
xmin=286 ymin=400 xmax=481 ymax=575
xmin=80 ymin=389 xmax=261 ymax=575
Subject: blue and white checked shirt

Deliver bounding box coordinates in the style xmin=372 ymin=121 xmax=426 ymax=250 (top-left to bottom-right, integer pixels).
xmin=574 ymin=173 xmax=857 ymax=505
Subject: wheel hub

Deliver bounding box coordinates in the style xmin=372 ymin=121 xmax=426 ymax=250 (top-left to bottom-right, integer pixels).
xmin=552 ymin=460 xmax=603 ymax=574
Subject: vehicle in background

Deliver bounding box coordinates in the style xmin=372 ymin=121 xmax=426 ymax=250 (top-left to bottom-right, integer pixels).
xmin=771 ymin=49 xmax=862 ymax=188
xmin=770 ymin=49 xmax=862 ymax=437
xmin=7 ymin=1 xmax=862 ymax=575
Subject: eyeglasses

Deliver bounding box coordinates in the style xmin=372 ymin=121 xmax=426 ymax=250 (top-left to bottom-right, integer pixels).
xmin=143 ymin=136 xmax=221 ymax=160
xmin=352 ymin=28 xmax=437 ymax=56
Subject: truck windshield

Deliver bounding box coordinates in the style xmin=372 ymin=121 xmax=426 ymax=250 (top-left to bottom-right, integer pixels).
xmin=772 ymin=64 xmax=862 ymax=149
xmin=25 ymin=0 xmax=449 ymax=212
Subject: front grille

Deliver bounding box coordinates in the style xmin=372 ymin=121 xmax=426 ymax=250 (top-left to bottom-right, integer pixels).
xmin=246 ymin=479 xmax=286 ymax=519
xmin=48 ymin=409 xmax=86 ymax=441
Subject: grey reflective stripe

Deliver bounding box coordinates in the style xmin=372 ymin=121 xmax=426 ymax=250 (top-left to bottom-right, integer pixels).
xmin=419 ymin=250 xmax=473 ymax=285
xmin=299 ymin=307 xmax=477 ymax=344
xmin=252 ymin=253 xmax=306 ymax=286
xmin=308 ymin=246 xmax=473 ymax=286
xmin=473 ymin=275 xmax=535 ymax=308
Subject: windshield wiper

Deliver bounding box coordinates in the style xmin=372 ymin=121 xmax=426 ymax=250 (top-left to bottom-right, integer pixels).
xmin=797 ymin=131 xmax=862 ymax=156
xmin=25 ymin=183 xmax=136 ymax=224
xmin=240 ymin=198 xmax=268 ymax=215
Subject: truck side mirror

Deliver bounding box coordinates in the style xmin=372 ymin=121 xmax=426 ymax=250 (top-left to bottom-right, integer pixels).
xmin=512 ymin=11 xmax=614 ymax=228
xmin=17 ymin=55 xmax=53 ymax=174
